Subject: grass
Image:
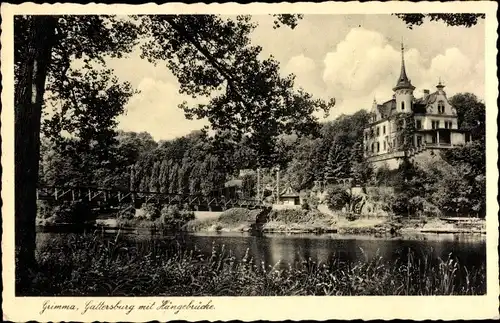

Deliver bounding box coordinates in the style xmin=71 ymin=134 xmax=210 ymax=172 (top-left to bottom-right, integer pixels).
xmin=18 ymin=232 xmax=486 ymax=296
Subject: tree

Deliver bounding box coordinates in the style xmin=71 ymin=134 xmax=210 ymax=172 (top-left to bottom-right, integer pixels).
xmin=241 ymin=173 xmax=257 ymax=198
xmin=140 ymin=15 xmax=335 ymax=167
xmin=395 ymin=13 xmax=485 ymax=29
xmin=350 ymin=141 xmax=373 ymax=186
xmin=15 ymin=15 xmax=140 ymax=288
xmin=15 ymin=14 xmax=330 ymax=287
xmin=449 ymin=93 xmax=485 ymax=141
xmin=324 ymin=143 xmax=351 ymax=181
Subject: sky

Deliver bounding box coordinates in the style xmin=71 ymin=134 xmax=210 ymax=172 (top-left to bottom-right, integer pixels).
xmin=104 ymin=14 xmax=485 ymax=141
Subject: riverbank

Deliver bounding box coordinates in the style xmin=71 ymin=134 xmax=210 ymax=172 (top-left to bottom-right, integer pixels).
xmin=22 ymin=233 xmax=485 ymax=296
xmin=183 ymin=207 xmax=486 ymax=236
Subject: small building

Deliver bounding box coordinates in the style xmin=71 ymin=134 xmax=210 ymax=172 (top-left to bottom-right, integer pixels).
xmin=279 ymin=186 xmax=301 ymax=206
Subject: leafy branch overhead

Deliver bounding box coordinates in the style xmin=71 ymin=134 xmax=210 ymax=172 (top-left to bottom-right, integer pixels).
xmin=395 ymin=13 xmax=485 ymax=29
xmin=139 ymin=15 xmax=334 ymax=166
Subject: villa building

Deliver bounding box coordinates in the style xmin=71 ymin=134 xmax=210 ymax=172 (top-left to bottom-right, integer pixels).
xmin=364 ymin=43 xmax=471 ymax=170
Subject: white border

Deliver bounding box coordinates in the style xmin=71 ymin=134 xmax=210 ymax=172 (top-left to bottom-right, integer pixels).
xmin=2 ymin=2 xmax=499 ymax=321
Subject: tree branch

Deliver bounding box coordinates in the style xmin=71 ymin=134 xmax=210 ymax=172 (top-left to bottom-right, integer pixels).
xmin=163 ymin=16 xmax=252 ymax=111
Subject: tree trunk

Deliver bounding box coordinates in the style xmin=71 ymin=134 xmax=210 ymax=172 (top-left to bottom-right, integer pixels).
xmin=15 ymin=15 xmax=57 ymax=293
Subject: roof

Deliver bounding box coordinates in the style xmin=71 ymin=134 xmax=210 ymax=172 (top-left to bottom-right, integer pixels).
xmin=225 ymin=179 xmax=242 ymax=187
xmin=393 ymin=44 xmax=415 ymax=91
xmin=376 ymin=99 xmax=396 ymax=118
xmin=280 ymin=185 xmax=300 ymax=198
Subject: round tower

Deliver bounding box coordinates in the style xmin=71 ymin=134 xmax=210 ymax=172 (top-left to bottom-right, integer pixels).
xmin=392 ymin=42 xmax=415 ymax=113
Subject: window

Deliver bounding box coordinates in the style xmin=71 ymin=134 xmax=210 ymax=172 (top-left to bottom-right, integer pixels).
xmin=438 ymin=101 xmax=445 ymax=114
xmin=377 ymin=142 xmax=380 ymax=152
xmin=371 ymin=143 xmax=374 ymax=153
xmin=417 ymin=136 xmax=422 ymax=147
xmin=416 ymin=120 xmax=422 ymax=129
xmin=401 ymin=101 xmax=405 ymax=110
xmin=383 ymin=141 xmax=386 ymax=151
xmin=431 ymin=120 xmax=440 ymax=129
xmin=383 ymin=125 xmax=386 ymax=135
xmin=445 ymin=121 xmax=452 ymax=129
xmin=376 ymin=127 xmax=380 ymax=136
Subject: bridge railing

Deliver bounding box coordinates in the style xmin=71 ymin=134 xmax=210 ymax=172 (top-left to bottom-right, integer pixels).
xmin=36 ymin=185 xmax=264 ymax=208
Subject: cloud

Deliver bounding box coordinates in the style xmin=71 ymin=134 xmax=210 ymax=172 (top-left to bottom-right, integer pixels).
xmin=321 ymin=27 xmax=484 ymax=118
xmin=283 ymin=54 xmax=328 ymax=97
xmin=116 ymin=77 xmax=208 ymax=141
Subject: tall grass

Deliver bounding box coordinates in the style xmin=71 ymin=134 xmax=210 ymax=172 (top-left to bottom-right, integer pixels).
xmin=19 ymin=233 xmax=486 ymax=296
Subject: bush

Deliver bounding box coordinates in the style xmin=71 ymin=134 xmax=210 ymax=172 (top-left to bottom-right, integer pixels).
xmin=302 ymin=193 xmax=319 ymax=211
xmin=267 ymin=209 xmax=328 ymax=223
xmin=159 ymin=205 xmax=195 ymax=229
xmin=37 ymin=200 xmax=95 ymax=224
xmin=390 ymin=194 xmax=410 ymax=216
xmin=326 ymin=185 xmax=350 ymax=210
xmin=141 ymin=203 xmax=161 ymax=220
xmin=408 ymin=196 xmax=441 ymax=218
xmin=218 ymin=208 xmax=255 ymax=225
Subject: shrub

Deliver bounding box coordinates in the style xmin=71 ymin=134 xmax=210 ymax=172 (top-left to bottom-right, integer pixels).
xmin=141 ymin=203 xmax=161 ymax=220
xmin=159 ymin=205 xmax=195 ymax=229
xmin=267 ymin=209 xmax=329 ymax=223
xmin=391 ymin=194 xmax=409 ymax=216
xmin=408 ymin=196 xmax=441 ymax=218
xmin=218 ymin=208 xmax=255 ymax=225
xmin=326 ymin=185 xmax=350 ymax=210
xmin=37 ymin=200 xmax=95 ymax=224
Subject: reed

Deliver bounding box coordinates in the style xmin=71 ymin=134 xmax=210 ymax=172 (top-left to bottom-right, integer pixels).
xmin=19 ymin=233 xmax=486 ymax=296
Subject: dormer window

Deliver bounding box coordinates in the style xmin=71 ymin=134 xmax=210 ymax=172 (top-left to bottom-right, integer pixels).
xmin=401 ymin=102 xmax=405 ymax=110
xmin=438 ymin=101 xmax=445 ymax=114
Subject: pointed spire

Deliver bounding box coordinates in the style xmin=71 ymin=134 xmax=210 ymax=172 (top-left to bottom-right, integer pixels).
xmin=393 ymin=40 xmax=415 ymax=92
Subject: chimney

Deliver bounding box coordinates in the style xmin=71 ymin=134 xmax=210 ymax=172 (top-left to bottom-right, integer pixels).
xmin=423 ymin=89 xmax=430 ymax=100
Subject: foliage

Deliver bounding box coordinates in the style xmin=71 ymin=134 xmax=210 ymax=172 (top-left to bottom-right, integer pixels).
xmin=374 ymin=163 xmax=398 ymax=186
xmin=395 ymin=13 xmax=485 ymax=29
xmin=324 ymin=142 xmax=351 ymax=181
xmin=36 ymin=200 xmax=95 ymax=224
xmin=22 ymin=234 xmax=486 ymax=296
xmin=139 ymin=15 xmax=334 ymax=167
xmin=326 ymin=185 xmax=351 ymax=210
xmin=140 ymin=203 xmax=161 ymax=220
xmin=351 ymin=142 xmax=374 ymax=186
xmin=159 ymin=205 xmax=195 ymax=229
xmin=449 ymin=93 xmax=486 ymax=142
xmin=301 ymin=193 xmax=320 ymax=211
xmin=267 ymin=209 xmax=330 ymax=223
xmin=240 ymin=173 xmax=257 ymax=198
xmin=218 ymin=208 xmax=259 ymax=225
xmin=390 ymin=193 xmax=410 ymax=217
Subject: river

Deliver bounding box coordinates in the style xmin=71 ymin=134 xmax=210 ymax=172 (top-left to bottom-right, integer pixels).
xmin=36 ymin=228 xmax=486 ymax=270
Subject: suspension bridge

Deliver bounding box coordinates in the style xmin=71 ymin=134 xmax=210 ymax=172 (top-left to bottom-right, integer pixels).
xmin=36 ymin=185 xmax=264 ymax=212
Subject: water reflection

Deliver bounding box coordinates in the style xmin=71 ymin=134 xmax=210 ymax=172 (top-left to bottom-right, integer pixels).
xmin=37 ymin=230 xmax=486 ymax=270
